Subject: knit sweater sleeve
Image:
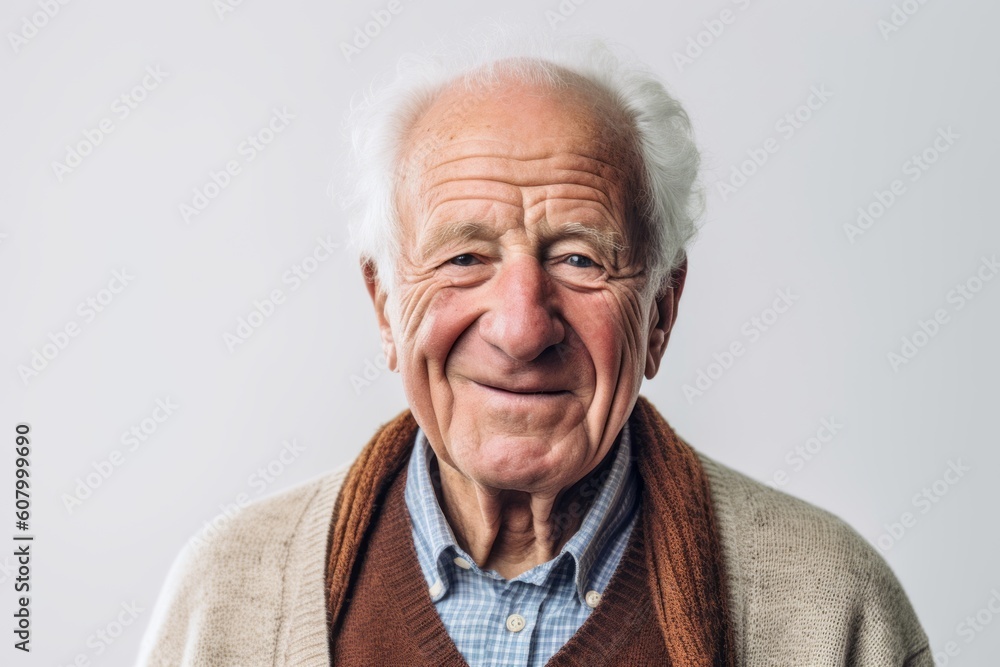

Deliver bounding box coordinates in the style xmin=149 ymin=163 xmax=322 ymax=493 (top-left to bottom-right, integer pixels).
xmin=698 ymin=453 xmax=932 ymax=666
xmin=135 ymin=468 xmax=346 ymax=667
xmin=848 ymin=553 xmax=934 ymax=666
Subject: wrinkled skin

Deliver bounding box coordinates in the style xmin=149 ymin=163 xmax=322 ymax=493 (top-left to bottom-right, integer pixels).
xmin=364 ymin=76 xmax=686 ymax=578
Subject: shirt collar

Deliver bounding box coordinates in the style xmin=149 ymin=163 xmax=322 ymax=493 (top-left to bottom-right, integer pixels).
xmin=559 ymin=421 xmax=638 ymax=603
xmin=404 ymin=427 xmax=464 ymax=595
xmin=404 ymin=423 xmax=638 ymax=606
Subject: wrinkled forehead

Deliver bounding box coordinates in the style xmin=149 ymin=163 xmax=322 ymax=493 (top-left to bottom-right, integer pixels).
xmin=395 ymin=70 xmax=644 ymax=218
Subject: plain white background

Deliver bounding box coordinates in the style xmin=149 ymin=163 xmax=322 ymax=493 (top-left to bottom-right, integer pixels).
xmin=2 ymin=0 xmax=998 ymax=664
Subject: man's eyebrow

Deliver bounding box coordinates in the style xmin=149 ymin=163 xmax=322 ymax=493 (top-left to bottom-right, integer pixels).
xmin=417 ymin=220 xmax=628 ymax=263
xmin=546 ymin=221 xmax=627 ymax=262
xmin=418 ymin=221 xmax=500 ymax=261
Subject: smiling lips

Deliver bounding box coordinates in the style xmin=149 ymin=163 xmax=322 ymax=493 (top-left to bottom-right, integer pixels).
xmin=473 ymin=380 xmax=570 ymax=396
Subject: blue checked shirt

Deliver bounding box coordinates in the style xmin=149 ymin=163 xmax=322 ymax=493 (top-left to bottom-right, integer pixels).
xmin=404 ymin=423 xmax=640 ymax=667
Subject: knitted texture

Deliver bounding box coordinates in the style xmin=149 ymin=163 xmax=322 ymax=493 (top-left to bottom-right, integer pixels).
xmin=631 ymin=397 xmax=735 ymax=666
xmin=136 ymin=395 xmax=933 ymax=666
xmin=324 ymin=409 xmax=417 ymax=637
xmin=332 ymin=460 xmax=671 ymax=665
xmin=326 ymin=396 xmax=734 ymax=666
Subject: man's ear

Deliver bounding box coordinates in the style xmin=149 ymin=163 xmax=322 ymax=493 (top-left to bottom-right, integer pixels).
xmin=644 ymin=256 xmax=687 ymax=379
xmin=362 ymin=260 xmax=398 ymax=372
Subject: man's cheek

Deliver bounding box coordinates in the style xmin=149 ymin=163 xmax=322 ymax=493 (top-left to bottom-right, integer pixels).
xmin=589 ymin=289 xmax=639 ymax=331
xmin=396 ymin=285 xmax=445 ymax=347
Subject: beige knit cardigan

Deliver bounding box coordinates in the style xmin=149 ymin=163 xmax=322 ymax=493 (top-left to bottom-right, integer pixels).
xmin=136 ymin=452 xmax=932 ymax=666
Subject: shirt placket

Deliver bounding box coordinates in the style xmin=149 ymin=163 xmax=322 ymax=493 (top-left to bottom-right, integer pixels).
xmin=483 ymin=578 xmax=538 ymax=667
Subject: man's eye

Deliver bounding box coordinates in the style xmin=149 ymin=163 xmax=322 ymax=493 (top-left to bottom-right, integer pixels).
xmin=565 ymin=254 xmax=597 ymax=269
xmin=449 ymin=254 xmax=480 ymax=267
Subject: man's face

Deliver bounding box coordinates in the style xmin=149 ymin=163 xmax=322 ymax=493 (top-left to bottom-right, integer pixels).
xmin=366 ymin=77 xmax=683 ymax=495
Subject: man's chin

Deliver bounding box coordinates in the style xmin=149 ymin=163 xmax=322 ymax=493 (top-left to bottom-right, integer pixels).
xmin=453 ymin=435 xmax=586 ymax=492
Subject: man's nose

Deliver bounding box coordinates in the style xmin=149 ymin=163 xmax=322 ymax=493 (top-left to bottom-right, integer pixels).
xmin=478 ymin=257 xmax=565 ymax=362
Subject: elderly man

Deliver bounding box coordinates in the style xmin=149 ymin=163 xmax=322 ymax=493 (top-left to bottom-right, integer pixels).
xmin=138 ymin=37 xmax=931 ymax=666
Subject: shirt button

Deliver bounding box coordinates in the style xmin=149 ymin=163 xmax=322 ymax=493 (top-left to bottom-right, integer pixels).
xmin=505 ymin=613 xmax=526 ymax=632
xmin=429 ymin=580 xmax=443 ymax=598
xmin=585 ymin=590 xmax=602 ymax=608
xmin=453 ymin=556 xmax=472 ymax=569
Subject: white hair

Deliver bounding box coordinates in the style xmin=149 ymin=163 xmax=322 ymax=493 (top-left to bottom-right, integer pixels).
xmin=335 ymin=27 xmax=703 ymax=301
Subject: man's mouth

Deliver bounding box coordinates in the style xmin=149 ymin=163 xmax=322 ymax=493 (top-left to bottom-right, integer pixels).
xmin=473 ymin=381 xmax=570 ymax=396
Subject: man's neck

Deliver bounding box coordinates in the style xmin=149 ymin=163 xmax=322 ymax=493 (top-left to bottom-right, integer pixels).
xmin=431 ymin=438 xmax=621 ymax=580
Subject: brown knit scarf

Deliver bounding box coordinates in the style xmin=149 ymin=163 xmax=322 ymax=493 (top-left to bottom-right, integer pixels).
xmin=325 ymin=395 xmax=734 ymax=666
